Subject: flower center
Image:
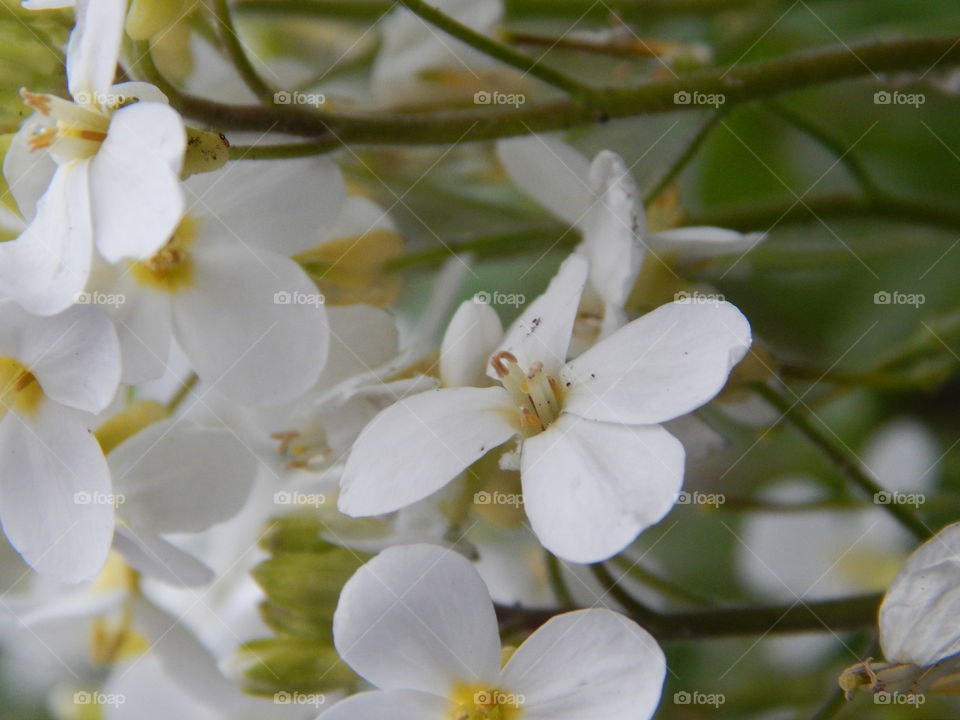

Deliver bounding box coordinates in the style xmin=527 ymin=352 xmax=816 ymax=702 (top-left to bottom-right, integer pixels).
xmin=490 ymin=351 xmax=564 ymax=435
xmin=271 ymin=429 xmax=332 ymax=470
xmin=130 ymin=215 xmax=197 ymax=291
xmin=0 ymin=357 xmax=42 ymax=419
xmin=449 ymin=682 xmax=523 ymax=720
xmin=22 ymin=89 xmax=111 ymax=160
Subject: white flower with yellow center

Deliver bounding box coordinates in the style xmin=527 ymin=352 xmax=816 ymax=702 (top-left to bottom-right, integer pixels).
xmin=321 ymin=544 xmax=666 ymax=720
xmin=340 ymin=255 xmax=751 ymax=563
xmin=0 ymin=300 xmax=119 ymax=582
xmin=0 ymin=0 xmax=186 ymax=315
xmin=91 ymin=157 xmax=342 ymax=404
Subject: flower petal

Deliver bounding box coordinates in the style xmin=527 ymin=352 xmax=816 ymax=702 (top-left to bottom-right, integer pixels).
xmin=109 ymin=419 xmax=255 ymax=534
xmin=440 ymin=300 xmax=503 ymax=388
xmin=880 ymin=522 xmax=960 ymax=667
xmin=490 ymin=254 xmax=587 ymax=378
xmin=339 ymin=387 xmax=516 ymax=516
xmin=562 ymin=300 xmax=751 ymax=425
xmin=2 ymin=122 xmax=57 ymax=220
xmin=0 ymin=403 xmax=114 ymax=583
xmin=319 ymin=304 xmax=399 ymax=388
xmin=520 ymin=415 xmax=684 ymax=563
xmin=496 ymin=135 xmax=592 ymax=228
xmin=318 ymin=690 xmax=449 ymax=720
xmin=67 ymin=0 xmax=125 ymax=101
xmin=185 ymin=157 xmax=345 ymax=255
xmin=171 ymin=246 xmax=328 ymax=405
xmin=90 ymin=101 xmax=185 ymax=262
xmin=0 ymin=161 xmax=92 ymax=316
xmin=500 ymin=609 xmax=665 ymax=720
xmin=333 ymin=544 xmax=501 ymax=694
xmin=647 ymin=227 xmax=765 ymax=260
xmin=113 ymin=525 xmax=214 ymax=586
xmin=19 ymin=302 xmax=120 ymax=413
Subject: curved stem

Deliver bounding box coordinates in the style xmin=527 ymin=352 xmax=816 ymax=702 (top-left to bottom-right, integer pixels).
xmin=644 ymin=109 xmax=726 ymax=204
xmin=396 ymin=0 xmax=598 ymax=103
xmin=545 ymin=553 xmax=575 ymax=607
xmin=166 ymin=373 xmax=199 ymax=413
xmin=751 ymin=382 xmax=931 ymax=541
xmin=228 ymin=139 xmax=341 ymax=159
xmin=132 ymin=36 xmax=960 ymax=145
xmin=211 ymin=0 xmax=275 ymax=104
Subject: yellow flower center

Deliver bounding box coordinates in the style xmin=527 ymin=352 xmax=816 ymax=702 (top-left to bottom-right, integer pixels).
xmin=130 ymin=215 xmax=197 ymax=291
xmin=90 ymin=554 xmax=150 ymax=665
xmin=490 ymin=351 xmax=564 ymax=435
xmin=0 ymin=356 xmax=42 ymax=419
xmin=449 ymin=682 xmax=523 ymax=720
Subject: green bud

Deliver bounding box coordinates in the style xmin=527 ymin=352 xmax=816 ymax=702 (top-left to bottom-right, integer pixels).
xmin=124 ymin=0 xmax=185 ymax=41
xmin=259 ymin=600 xmax=333 ymax=642
xmin=181 ymin=127 xmax=230 ymax=178
xmin=259 ymin=512 xmax=339 ymax=555
xmin=233 ymin=637 xmax=357 ymax=696
xmin=251 ymin=549 xmax=365 ymax=617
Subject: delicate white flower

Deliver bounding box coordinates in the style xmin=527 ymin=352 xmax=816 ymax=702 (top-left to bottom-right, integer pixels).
xmin=0 ymin=300 xmax=119 ymax=582
xmin=340 ymin=255 xmax=751 ymax=562
xmin=321 ymin=543 xmax=666 ymax=720
xmin=1 ymin=0 xmax=187 ymax=315
xmin=91 ymin=157 xmax=341 ymax=404
xmin=496 ymin=135 xmax=764 ymax=344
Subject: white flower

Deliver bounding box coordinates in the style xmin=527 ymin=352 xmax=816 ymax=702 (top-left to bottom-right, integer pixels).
xmin=321 ymin=543 xmax=666 ymax=720
xmin=496 ymin=135 xmax=764 ymax=343
xmin=340 ymin=255 xmax=751 ymax=563
xmin=91 ymin=157 xmax=341 ymax=404
xmin=0 ymin=301 xmax=119 ymax=582
xmin=0 ymin=0 xmax=186 ymax=315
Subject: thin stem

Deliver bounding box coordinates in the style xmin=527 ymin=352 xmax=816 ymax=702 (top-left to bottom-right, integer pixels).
xmin=609 ymin=556 xmax=717 ymax=605
xmin=395 ymin=0 xmax=599 ymax=102
xmin=131 ymin=36 xmax=960 ymax=146
xmin=751 ymin=382 xmax=931 ymax=541
xmin=644 ymin=109 xmax=725 ymax=204
xmin=545 ymin=553 xmax=575 ymax=607
xmin=228 ymin=139 xmax=341 ymax=160
xmin=766 ymin=100 xmax=883 ymax=198
xmin=166 ymin=373 xmax=199 ymax=413
xmin=779 ymin=362 xmax=948 ymax=391
xmin=211 ymin=0 xmax=275 ymax=104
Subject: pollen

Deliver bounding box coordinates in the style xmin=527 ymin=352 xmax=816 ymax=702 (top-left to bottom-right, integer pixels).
xmin=0 ymin=357 xmax=43 ymax=419
xmin=130 ymin=215 xmax=197 ymax=291
xmin=449 ymin=681 xmax=523 ymax=720
xmin=490 ymin=351 xmax=564 ymax=435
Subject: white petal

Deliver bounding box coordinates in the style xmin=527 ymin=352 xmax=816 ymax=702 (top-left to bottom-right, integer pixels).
xmin=90 ymin=102 xmax=185 ymax=262
xmin=22 ymin=0 xmax=75 ymax=8
xmin=490 ymin=255 xmax=587 ymax=378
xmin=578 ymin=150 xmax=645 ymax=332
xmin=67 ymin=0 xmax=124 ymax=101
xmin=440 ymin=300 xmax=503 ymax=387
xmin=185 ymin=157 xmax=345 ymax=255
xmin=171 ymin=246 xmax=328 ymax=405
xmin=521 ymin=415 xmax=684 ymax=563
xmin=2 ymin=122 xmax=57 ymax=219
xmin=109 ymin=420 xmax=255 ymax=534
xmin=19 ymin=302 xmax=120 ymax=413
xmin=562 ymin=300 xmax=751 ymax=425
xmin=496 ymin=135 xmax=591 ymax=228
xmin=864 ymin=418 xmax=939 ymax=494
xmin=318 ymin=690 xmax=449 ymax=720
xmin=113 ymin=525 xmax=214 ymax=586
xmin=339 ymin=387 xmax=516 ymax=516
xmin=319 ymin=304 xmax=399 ymax=388
xmin=0 ymin=161 xmax=92 ymax=316
xmin=0 ymin=403 xmax=114 ymax=583
xmin=880 ymin=522 xmax=960 ymax=667
xmin=646 ymin=227 xmax=765 ymax=259
xmin=500 ymin=609 xmax=665 ymax=720
xmin=333 ymin=544 xmax=501 ymax=694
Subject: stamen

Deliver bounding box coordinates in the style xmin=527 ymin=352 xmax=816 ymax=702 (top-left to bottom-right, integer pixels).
xmin=27 ymin=126 xmax=56 ymax=151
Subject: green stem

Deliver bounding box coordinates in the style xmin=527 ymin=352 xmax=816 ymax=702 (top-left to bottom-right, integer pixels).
xmin=779 ymin=362 xmax=947 ymax=391
xmin=545 ymin=553 xmax=575 ymax=607
xmin=166 ymin=373 xmax=199 ymax=413
xmin=751 ymin=383 xmax=931 ymax=541
xmin=211 ymin=0 xmax=275 ymax=104
xmin=228 ymin=139 xmax=340 ymax=159
xmin=644 ymin=109 xmax=726 ymax=204
xmin=132 ymin=35 xmax=960 ymax=145
xmin=609 ymin=556 xmax=717 ymax=605
xmin=396 ymin=0 xmax=598 ymax=102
